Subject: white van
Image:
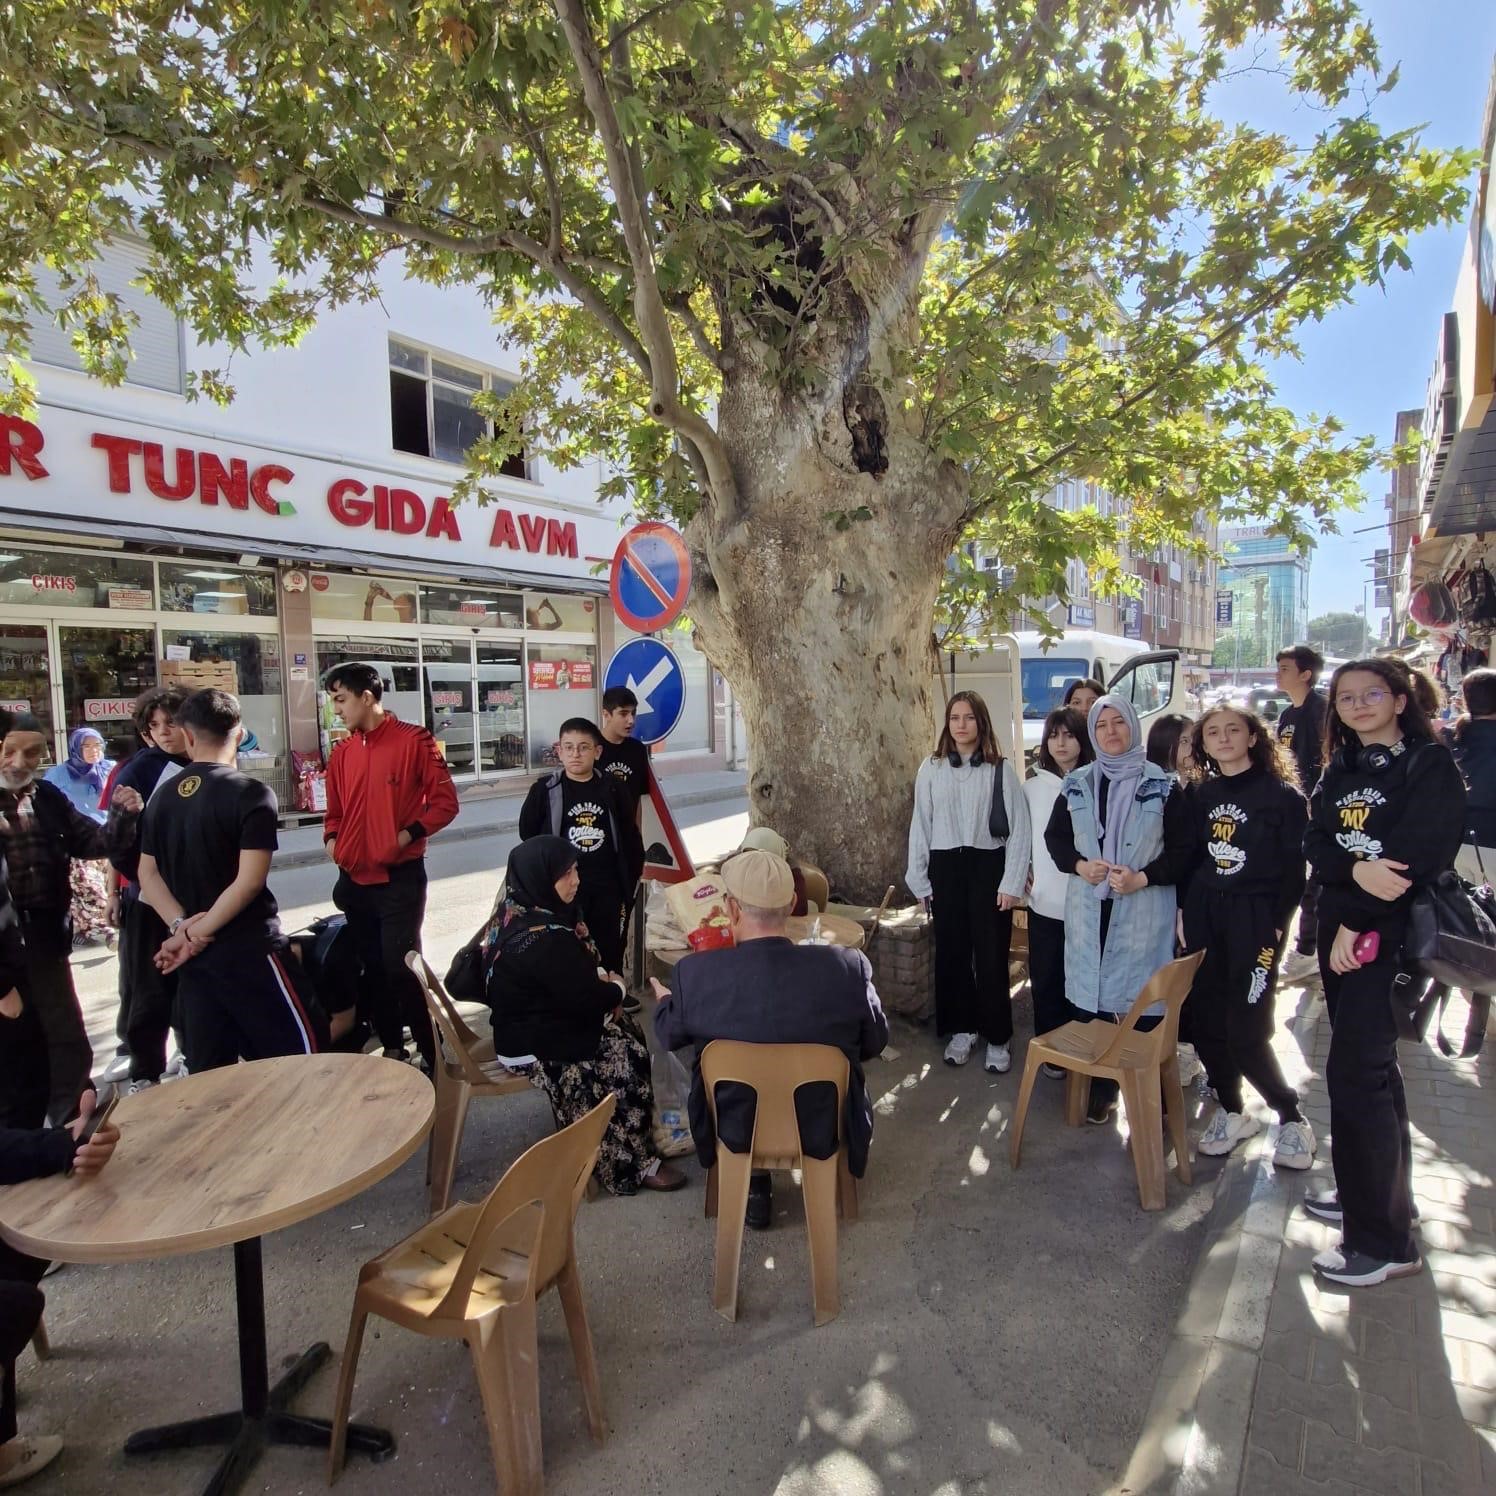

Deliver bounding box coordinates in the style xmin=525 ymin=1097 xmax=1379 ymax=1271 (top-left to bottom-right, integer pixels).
xmin=940 ymin=629 xmax=1190 ymax=758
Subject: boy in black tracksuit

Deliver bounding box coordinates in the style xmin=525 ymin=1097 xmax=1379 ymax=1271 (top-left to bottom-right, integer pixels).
xmin=1275 ymin=647 xmax=1328 ymax=969
xmin=1181 ymin=723 xmax=1310 ymax=1165
xmin=137 ymin=689 xmax=325 ymax=1072
xmin=518 ymin=717 xmax=642 ymax=973
xmin=1304 ymin=730 xmax=1465 ymax=1275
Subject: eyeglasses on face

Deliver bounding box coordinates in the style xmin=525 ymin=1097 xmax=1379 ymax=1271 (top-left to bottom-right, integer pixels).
xmin=1335 ymin=688 xmax=1390 ymax=710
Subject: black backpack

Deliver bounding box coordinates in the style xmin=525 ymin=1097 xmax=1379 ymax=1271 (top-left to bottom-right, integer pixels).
xmin=1460 ymin=561 xmax=1496 ymax=626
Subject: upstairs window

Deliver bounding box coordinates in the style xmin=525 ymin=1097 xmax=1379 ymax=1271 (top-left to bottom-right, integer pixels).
xmin=388 ymin=338 xmax=529 ymax=479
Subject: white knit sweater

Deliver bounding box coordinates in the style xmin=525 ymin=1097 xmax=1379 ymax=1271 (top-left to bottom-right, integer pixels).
xmin=905 ymin=755 xmax=1031 ymax=902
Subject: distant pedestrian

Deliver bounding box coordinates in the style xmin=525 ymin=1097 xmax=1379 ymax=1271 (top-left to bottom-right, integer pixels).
xmin=1179 ymin=707 xmax=1313 ymax=1167
xmin=106 ymin=687 xmax=191 ymax=1090
xmin=1302 ymin=659 xmax=1465 ymax=1287
xmin=1449 ymin=667 xmax=1496 ymax=883
xmin=1145 ymin=714 xmax=1192 ymax=778
xmin=1273 ymin=644 xmax=1327 ymax=984
xmin=1022 ymin=707 xmax=1092 ymax=1052
xmin=323 ymin=662 xmax=458 ymax=1068
xmin=44 ymin=728 xmax=115 ymax=946
xmin=906 ymin=690 xmax=1031 ymax=1074
xmin=519 ymin=717 xmax=643 ymax=976
xmin=0 ymin=712 xmax=141 ymax=1124
xmin=138 ymin=689 xmax=326 ymax=1072
xmin=1043 ymin=694 xmax=1192 ymax=1123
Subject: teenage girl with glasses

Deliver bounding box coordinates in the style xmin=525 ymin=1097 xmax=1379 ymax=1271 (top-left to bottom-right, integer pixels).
xmin=1302 ymin=658 xmax=1466 ymax=1287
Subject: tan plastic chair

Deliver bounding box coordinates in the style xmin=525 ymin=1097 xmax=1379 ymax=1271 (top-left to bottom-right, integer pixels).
xmin=1009 ymin=951 xmax=1205 ymax=1210
xmin=405 ymin=951 xmax=533 ymax=1215
xmin=700 ymin=1041 xmax=858 ymax=1327
xmin=328 ymin=1095 xmax=616 ymax=1494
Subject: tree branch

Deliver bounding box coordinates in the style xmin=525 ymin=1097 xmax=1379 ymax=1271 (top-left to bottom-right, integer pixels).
xmin=788 ymin=172 xmax=848 ymax=239
xmin=552 ymin=0 xmax=740 ymax=521
xmin=667 ymin=295 xmax=723 ymax=370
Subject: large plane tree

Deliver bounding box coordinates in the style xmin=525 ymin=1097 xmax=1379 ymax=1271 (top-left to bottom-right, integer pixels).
xmin=0 ymin=0 xmax=1470 ymax=895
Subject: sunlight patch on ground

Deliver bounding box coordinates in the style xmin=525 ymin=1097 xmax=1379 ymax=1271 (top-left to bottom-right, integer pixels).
xmin=873 ymin=1064 xmax=931 ymax=1116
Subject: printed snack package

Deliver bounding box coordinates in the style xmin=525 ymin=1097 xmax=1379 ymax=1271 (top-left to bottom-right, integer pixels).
xmin=665 ymin=874 xmax=734 ymax=951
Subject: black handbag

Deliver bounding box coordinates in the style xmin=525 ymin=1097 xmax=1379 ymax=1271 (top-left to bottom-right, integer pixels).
xmin=988 ymin=761 xmax=1010 ymax=841
xmin=444 ymin=926 xmax=487 ymax=1001
xmin=1403 ymin=871 xmax=1496 ymax=998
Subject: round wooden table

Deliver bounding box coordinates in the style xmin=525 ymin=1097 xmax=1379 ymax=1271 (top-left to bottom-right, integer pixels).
xmin=0 ymin=1053 xmax=433 ymax=1496
xmin=647 ymin=913 xmax=866 ymax=971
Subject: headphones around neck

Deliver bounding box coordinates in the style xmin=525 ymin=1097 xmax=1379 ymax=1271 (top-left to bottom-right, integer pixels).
xmin=948 ymin=748 xmax=985 ymax=768
xmin=1338 ymin=739 xmax=1406 ymax=775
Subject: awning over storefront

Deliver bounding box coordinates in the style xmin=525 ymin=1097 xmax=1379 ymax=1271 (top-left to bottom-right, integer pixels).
xmin=1427 ymin=394 xmax=1496 ymax=539
xmin=0 ymin=507 xmax=610 ymax=594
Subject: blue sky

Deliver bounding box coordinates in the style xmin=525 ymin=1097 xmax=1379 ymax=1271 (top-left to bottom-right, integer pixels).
xmin=1209 ymin=3 xmax=1496 ymax=624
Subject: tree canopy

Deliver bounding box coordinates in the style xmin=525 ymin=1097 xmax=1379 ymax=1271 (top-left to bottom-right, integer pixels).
xmin=0 ymin=0 xmax=1474 ymax=638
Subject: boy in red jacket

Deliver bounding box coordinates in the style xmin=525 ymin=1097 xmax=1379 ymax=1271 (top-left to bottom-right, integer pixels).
xmin=323 ymin=663 xmax=458 ymax=1068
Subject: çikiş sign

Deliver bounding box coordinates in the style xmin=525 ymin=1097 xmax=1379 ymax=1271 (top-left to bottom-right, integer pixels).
xmin=0 ymin=409 xmax=612 ymax=579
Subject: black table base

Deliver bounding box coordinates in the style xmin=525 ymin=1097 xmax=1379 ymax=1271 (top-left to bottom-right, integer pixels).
xmin=123 ymin=1238 xmax=394 ymax=1496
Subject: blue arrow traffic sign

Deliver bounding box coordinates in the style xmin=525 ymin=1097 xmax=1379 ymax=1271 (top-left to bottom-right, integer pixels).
xmin=610 ymin=522 xmax=692 ymax=633
xmin=603 ymin=638 xmax=686 ymax=746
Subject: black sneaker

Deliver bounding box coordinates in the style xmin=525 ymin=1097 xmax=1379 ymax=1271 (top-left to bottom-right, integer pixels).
xmin=1312 ymin=1245 xmax=1422 ymax=1287
xmin=1302 ymin=1190 xmax=1419 ymax=1226
xmin=745 ymin=1173 xmax=772 ymax=1231
xmin=1086 ymin=1093 xmax=1118 ymax=1125
xmin=621 ymin=992 xmax=642 ymax=1015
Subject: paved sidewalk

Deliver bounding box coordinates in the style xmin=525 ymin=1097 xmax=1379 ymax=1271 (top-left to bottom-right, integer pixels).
xmin=1119 ymin=983 xmax=1496 ymax=1496
xmin=272 ymin=764 xmax=747 ymax=867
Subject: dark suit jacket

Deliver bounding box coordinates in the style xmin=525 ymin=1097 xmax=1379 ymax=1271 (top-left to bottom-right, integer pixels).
xmin=653 ymin=936 xmax=888 ymax=1177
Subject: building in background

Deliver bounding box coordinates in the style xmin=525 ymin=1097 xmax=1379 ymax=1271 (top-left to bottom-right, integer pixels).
xmin=0 ymin=239 xmax=727 ymax=810
xmin=1216 ymin=525 xmax=1312 ymax=661
xmin=1384 ymin=407 xmax=1422 ymax=642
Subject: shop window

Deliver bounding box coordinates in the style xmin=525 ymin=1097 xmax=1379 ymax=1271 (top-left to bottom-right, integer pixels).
xmin=522 ymin=591 xmax=599 ymax=634
xmin=388 ymin=338 xmax=529 ymax=478
xmin=160 ymin=562 xmax=276 ymax=617
xmin=57 ymin=626 xmax=155 ymax=764
xmin=308 ymin=571 xmax=422 ymax=623
xmin=525 ymin=644 xmax=598 ymax=767
xmin=478 ymin=642 xmax=525 ymax=771
xmin=0 ymin=624 xmax=58 ymax=757
xmin=160 ymin=631 xmax=285 ymax=760
xmin=419 ymin=584 xmax=524 ymax=629
xmin=315 ymin=639 xmax=420 ymax=760
xmin=0 ymin=547 xmax=154 ymax=611
xmin=26 ymin=237 xmax=184 ymax=395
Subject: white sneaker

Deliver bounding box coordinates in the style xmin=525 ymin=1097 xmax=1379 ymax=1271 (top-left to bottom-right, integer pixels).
xmin=1197 ymin=1109 xmax=1261 ymax=1157
xmin=100 ymin=1053 xmax=132 ymax=1084
xmin=1279 ymin=950 xmax=1320 ymax=984
xmin=163 ymin=1051 xmax=188 ymax=1079
xmin=1273 ymin=1119 xmax=1317 ymax=1171
xmin=1176 ymin=1044 xmax=1205 ymax=1086
xmin=983 ymin=1042 xmax=1011 ymax=1074
xmin=943 ymin=1032 xmax=977 ymax=1066
xmin=123 ymin=1078 xmax=157 ymax=1097
xmin=0 ymin=1433 xmax=63 ymax=1487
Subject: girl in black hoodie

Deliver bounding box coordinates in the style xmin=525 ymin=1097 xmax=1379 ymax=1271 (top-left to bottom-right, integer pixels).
xmin=1303 ymin=658 xmax=1466 ymax=1288
xmin=1180 ymin=707 xmax=1310 ymax=1168
xmin=1450 ymin=666 xmax=1496 ymax=883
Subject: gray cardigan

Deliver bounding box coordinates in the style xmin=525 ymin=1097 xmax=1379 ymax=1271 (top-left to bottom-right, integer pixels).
xmin=905 ymin=755 xmax=1031 ymax=902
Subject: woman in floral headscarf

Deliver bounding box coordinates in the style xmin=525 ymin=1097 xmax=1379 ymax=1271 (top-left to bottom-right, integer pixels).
xmin=481 ymin=835 xmax=684 ymax=1195
xmin=43 ymin=728 xmax=116 ymax=947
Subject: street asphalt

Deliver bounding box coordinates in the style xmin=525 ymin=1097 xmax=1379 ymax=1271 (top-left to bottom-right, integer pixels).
xmin=28 ymin=793 xmax=1228 ymax=1496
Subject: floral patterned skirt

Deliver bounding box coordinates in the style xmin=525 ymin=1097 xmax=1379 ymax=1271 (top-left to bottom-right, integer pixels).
xmin=70 ymin=858 xmax=114 ymax=947
xmin=521 ymin=1015 xmax=659 ymax=1196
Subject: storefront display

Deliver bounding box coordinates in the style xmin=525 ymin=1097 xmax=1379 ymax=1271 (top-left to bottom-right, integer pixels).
xmin=525 ymin=644 xmax=599 ymax=766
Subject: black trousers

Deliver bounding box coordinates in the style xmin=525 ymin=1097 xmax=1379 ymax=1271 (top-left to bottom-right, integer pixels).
xmin=176 ymin=940 xmax=327 ymax=1073
xmin=333 ymin=861 xmax=433 ymax=1066
xmin=1027 ymin=912 xmax=1069 ymax=1039
xmin=576 ymin=878 xmax=629 ymax=975
xmin=0 ymin=1280 xmax=43 ymax=1446
xmin=1319 ymin=916 xmax=1416 ymax=1263
xmin=1184 ymin=889 xmax=1300 ymax=1123
xmin=1294 ymin=873 xmax=1321 ymax=956
xmin=22 ymin=952 xmax=91 ymax=1127
xmin=118 ymin=887 xmax=177 ymax=1083
xmin=928 ymin=847 xmax=1013 ymax=1043
xmin=0 ymin=1001 xmax=48 ymax=1133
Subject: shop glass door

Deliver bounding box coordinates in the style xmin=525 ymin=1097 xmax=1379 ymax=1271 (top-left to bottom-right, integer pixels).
xmin=58 ymin=625 xmax=157 ymax=762
xmin=476 ymin=642 xmax=525 ymax=775
xmin=0 ymin=623 xmax=58 ymax=757
xmin=422 ymin=639 xmax=476 ymax=777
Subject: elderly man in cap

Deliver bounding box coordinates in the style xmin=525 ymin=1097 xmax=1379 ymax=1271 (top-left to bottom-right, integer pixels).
xmin=652 ymin=846 xmax=887 ymax=1230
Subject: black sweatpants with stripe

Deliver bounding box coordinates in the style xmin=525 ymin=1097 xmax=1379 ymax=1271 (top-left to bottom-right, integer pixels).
xmin=176 ymin=938 xmax=328 ymax=1073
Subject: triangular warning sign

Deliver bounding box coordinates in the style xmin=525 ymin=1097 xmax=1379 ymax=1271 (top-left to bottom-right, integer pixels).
xmin=640 ymin=767 xmax=695 ymax=884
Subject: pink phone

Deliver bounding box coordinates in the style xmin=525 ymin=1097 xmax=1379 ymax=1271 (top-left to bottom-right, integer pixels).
xmin=1352 ymin=930 xmax=1380 ymax=964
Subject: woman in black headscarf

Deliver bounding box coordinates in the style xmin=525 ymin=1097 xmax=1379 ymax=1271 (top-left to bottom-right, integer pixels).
xmin=482 ymin=836 xmax=685 ymax=1194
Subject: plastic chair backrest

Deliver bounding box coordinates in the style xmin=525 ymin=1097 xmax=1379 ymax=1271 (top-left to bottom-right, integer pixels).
xmin=1094 ymin=951 xmax=1206 ymax=1068
xmin=699 ymin=1041 xmax=849 ymax=1159
xmin=433 ymin=1095 xmax=616 ymax=1319
xmin=800 ymin=864 xmax=830 ymax=915
xmin=406 ymin=951 xmax=490 ymax=1086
